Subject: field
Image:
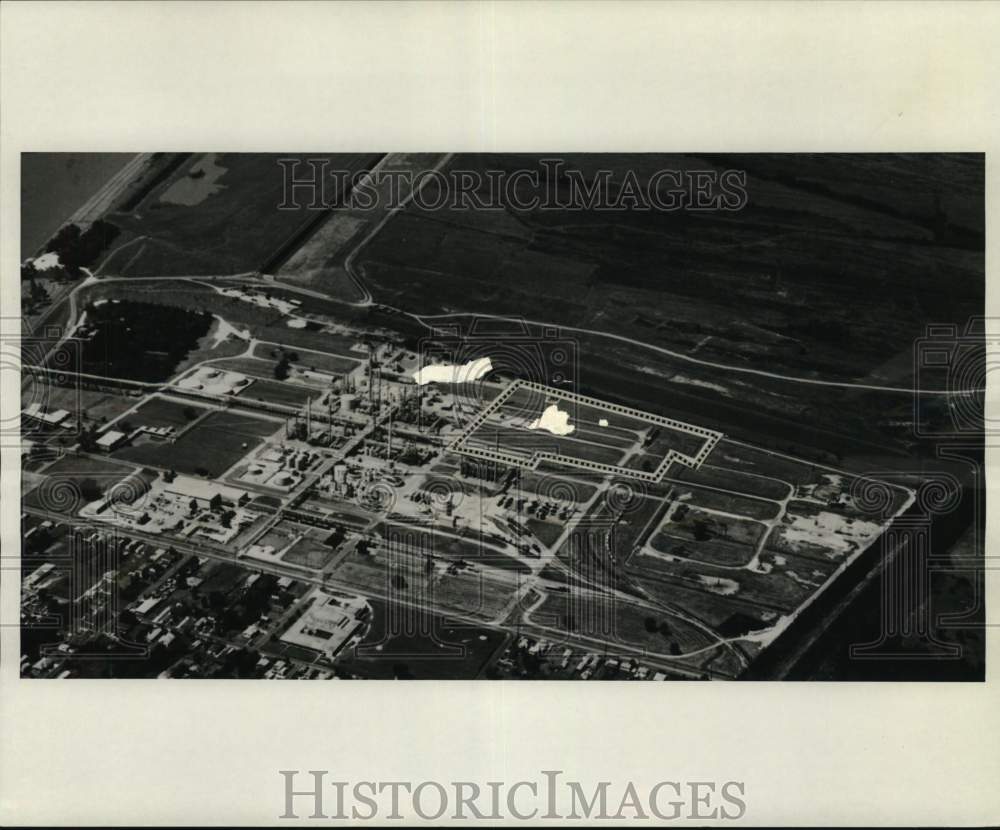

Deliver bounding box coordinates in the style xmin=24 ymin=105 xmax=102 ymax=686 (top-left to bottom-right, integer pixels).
xmin=235 ymin=378 xmax=318 ymax=407
xmin=451 ymin=379 xmax=719 ymax=481
xmin=121 ymin=395 xmax=209 ymax=429
xmin=281 ymin=528 xmax=344 ymax=571
xmin=354 ymin=153 xmax=983 ymax=388
xmin=100 ymin=153 xmax=383 ymax=277
xmin=33 ymin=385 xmax=136 ymax=426
xmin=528 ymin=591 xmax=718 ymax=658
xmin=113 ymin=409 xmax=278 ymax=477
xmin=334 ymin=598 xmax=507 ymax=679
xmin=375 ymin=520 xmax=532 ymax=576
xmin=430 ymin=569 xmax=514 ymax=620
xmin=23 ymin=454 xmax=141 ymax=516
xmin=535 ymin=425 xmax=918 ymax=669
xmin=252 ymin=342 xmax=362 ymax=374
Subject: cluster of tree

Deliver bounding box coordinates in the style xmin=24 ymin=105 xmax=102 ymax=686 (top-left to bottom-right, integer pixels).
xmin=220 ymin=647 xmax=260 ymax=678
xmin=24 ymin=524 xmax=54 ymax=555
xmin=44 ymin=220 xmax=120 ymax=275
xmin=643 ymin=616 xmax=671 ymax=637
xmin=77 ymin=424 xmax=104 ymax=453
xmin=274 ymin=354 xmax=291 ymax=380
xmin=217 ymin=575 xmax=277 ymax=634
xmin=24 ymin=276 xmax=50 ymax=306
xmin=692 ymin=519 xmax=713 ymax=541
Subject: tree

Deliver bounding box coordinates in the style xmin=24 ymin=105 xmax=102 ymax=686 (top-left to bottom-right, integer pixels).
xmin=274 ymin=356 xmax=290 ymax=380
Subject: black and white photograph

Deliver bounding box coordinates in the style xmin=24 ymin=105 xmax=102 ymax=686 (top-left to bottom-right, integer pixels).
xmin=17 ymin=151 xmax=986 ymax=681
xmin=2 ymin=2 xmax=998 ymax=827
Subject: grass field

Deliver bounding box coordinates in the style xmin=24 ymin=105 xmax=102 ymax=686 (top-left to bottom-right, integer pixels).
xmin=24 ymin=454 xmax=141 ymax=516
xmin=236 ymin=378 xmax=319 ymax=407
xmin=525 ymin=518 xmax=566 ymax=548
xmin=124 ymin=395 xmax=209 ymax=429
xmin=355 ymin=154 xmax=982 ymax=388
xmin=105 ymin=153 xmax=382 ymax=277
xmin=672 ymin=463 xmax=793 ymax=500
xmin=670 ymin=483 xmax=782 ymax=521
xmin=282 ymin=534 xmax=340 ymax=571
xmin=465 ymin=424 xmax=628 ymax=467
xmin=37 ymin=385 xmax=136 ymax=425
xmin=531 ymin=591 xmax=715 ymax=656
xmin=431 ymin=569 xmax=514 ymax=620
xmin=114 ymin=410 xmax=278 ymax=477
xmin=336 ymin=598 xmax=506 ymax=679
xmin=376 ymin=520 xmax=532 ymax=576
xmin=647 ymin=531 xmax=758 ymax=568
xmin=512 ymin=468 xmax=600 ymax=504
xmin=252 ymin=342 xmax=362 ymax=374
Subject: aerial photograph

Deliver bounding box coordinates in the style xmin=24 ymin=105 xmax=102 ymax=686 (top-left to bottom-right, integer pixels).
xmin=18 ymin=152 xmax=985 ymax=680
